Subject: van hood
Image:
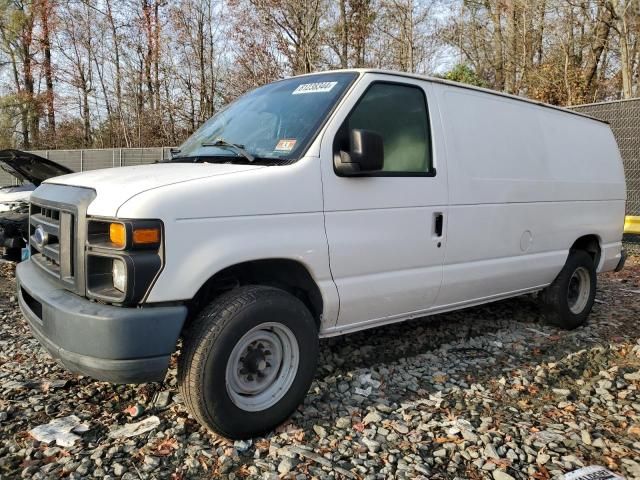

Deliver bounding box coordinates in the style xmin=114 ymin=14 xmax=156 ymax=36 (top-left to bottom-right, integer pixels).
xmin=0 ymin=149 xmax=73 ymax=185
xmin=46 ymin=162 xmax=266 ymax=216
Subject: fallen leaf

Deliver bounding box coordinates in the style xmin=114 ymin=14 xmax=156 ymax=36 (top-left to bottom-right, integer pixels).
xmin=353 ymin=422 xmax=365 ymax=432
xmin=435 ymin=436 xmax=459 ymax=443
xmin=155 ymin=438 xmax=178 ymax=456
xmin=433 ymin=374 xmax=447 ymax=383
xmin=236 ymin=465 xmax=252 ymax=478
xmin=532 ymin=465 xmax=551 ymax=480
xmin=488 ymin=458 xmax=512 ymax=468
xmin=254 ymin=439 xmax=270 ymax=451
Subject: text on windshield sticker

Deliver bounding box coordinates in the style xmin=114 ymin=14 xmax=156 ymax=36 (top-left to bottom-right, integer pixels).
xmin=292 ymin=82 xmax=337 ymax=95
xmin=275 ymin=139 xmax=297 ymax=152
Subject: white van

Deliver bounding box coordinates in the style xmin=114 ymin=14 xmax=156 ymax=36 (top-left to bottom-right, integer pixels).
xmin=16 ymin=69 xmax=626 ymax=439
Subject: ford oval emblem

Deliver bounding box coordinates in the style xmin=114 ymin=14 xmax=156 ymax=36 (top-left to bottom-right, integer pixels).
xmin=34 ymin=225 xmax=49 ymax=249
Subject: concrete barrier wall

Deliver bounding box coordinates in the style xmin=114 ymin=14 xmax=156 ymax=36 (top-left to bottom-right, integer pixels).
xmin=0 ymin=147 xmax=174 ymax=187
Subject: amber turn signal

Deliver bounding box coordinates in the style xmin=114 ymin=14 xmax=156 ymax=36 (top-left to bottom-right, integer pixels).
xmin=109 ymin=223 xmax=126 ymax=248
xmin=133 ymin=227 xmax=160 ymax=245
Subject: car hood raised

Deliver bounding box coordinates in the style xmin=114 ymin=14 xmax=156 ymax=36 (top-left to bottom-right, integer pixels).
xmin=0 ymin=149 xmax=73 ymax=185
xmin=45 ymin=162 xmax=266 ymax=216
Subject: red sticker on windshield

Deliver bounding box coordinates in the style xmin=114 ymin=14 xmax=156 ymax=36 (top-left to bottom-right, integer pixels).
xmin=275 ymin=139 xmax=297 ymax=152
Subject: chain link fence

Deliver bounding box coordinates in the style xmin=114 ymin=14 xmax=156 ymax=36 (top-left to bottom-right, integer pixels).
xmin=0 ymin=147 xmax=174 ymax=187
xmin=571 ymin=98 xmax=640 ymax=216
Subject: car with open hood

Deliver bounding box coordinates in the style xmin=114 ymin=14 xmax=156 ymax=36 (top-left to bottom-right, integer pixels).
xmin=0 ymin=149 xmax=72 ymax=260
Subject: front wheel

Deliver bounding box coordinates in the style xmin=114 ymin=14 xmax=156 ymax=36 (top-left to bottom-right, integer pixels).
xmin=540 ymin=250 xmax=596 ymax=329
xmin=178 ymin=286 xmax=318 ymax=439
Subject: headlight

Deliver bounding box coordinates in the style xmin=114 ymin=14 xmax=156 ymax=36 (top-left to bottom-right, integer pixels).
xmin=112 ymin=258 xmax=127 ymax=292
xmin=86 ymin=218 xmax=164 ymax=304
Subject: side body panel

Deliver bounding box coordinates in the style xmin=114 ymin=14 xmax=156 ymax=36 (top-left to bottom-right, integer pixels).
xmin=51 ymin=70 xmax=626 ymax=339
xmin=430 ymin=83 xmax=626 ymax=308
xmin=319 ymin=74 xmax=448 ymax=329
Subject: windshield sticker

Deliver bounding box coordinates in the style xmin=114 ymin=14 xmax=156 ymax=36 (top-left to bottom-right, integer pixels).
xmin=292 ymin=82 xmax=338 ymax=95
xmin=275 ymin=139 xmax=297 ymax=152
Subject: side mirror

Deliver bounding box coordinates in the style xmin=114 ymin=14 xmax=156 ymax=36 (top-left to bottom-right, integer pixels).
xmin=334 ymin=129 xmax=384 ymax=175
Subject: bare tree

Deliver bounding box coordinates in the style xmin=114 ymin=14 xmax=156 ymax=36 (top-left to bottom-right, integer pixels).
xmin=0 ymin=0 xmax=638 ymax=149
xmin=247 ymin=0 xmax=325 ymax=75
xmin=36 ymin=0 xmax=55 ymax=145
xmin=57 ymin=0 xmax=94 ymax=146
xmin=608 ymin=0 xmax=640 ymax=98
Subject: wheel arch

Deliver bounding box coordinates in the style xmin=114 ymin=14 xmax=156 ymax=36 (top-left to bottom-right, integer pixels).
xmin=187 ymin=258 xmax=324 ymax=328
xmin=569 ymin=234 xmax=601 ymax=269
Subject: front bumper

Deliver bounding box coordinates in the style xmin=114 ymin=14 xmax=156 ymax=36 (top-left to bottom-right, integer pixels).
xmin=16 ymin=260 xmax=187 ymax=383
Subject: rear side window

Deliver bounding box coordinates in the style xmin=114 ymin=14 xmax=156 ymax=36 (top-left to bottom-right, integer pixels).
xmin=341 ymin=82 xmax=433 ymax=174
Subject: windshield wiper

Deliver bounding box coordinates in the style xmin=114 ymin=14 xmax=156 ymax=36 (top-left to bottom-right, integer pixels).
xmin=201 ymin=138 xmax=255 ymax=162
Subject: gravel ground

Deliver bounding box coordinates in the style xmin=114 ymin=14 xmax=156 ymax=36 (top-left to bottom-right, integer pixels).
xmin=1 ymin=257 xmax=639 ymax=480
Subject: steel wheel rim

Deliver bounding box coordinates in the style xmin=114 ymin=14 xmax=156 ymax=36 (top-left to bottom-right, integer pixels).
xmin=225 ymin=322 xmax=299 ymax=412
xmin=567 ymin=266 xmax=590 ymax=314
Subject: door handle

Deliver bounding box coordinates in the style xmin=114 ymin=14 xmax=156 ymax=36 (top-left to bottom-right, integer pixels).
xmin=434 ymin=213 xmax=443 ymax=238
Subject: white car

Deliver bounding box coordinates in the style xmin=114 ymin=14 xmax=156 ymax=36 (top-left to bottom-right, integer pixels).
xmin=16 ymin=69 xmax=626 ymax=439
xmin=0 ymin=150 xmax=72 ymax=260
xmin=0 ymin=184 xmax=35 ymax=212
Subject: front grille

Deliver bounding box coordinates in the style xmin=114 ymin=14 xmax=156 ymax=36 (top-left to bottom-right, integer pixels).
xmin=27 ymin=184 xmax=95 ymax=296
xmin=30 ymin=203 xmax=75 ymax=283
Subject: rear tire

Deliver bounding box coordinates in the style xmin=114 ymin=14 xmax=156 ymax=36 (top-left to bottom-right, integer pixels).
xmin=540 ymin=250 xmax=596 ymax=329
xmin=178 ymin=285 xmax=318 ymax=439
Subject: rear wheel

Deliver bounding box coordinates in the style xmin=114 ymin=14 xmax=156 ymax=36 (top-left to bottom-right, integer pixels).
xmin=540 ymin=250 xmax=596 ymax=329
xmin=178 ymin=285 xmax=318 ymax=439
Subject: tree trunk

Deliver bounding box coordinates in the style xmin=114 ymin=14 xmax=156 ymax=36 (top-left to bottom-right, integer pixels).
xmin=486 ymin=0 xmax=505 ymax=90
xmin=504 ymin=0 xmax=518 ymax=93
xmin=39 ymin=0 xmax=56 ymax=146
xmin=154 ymin=0 xmax=161 ymax=112
xmin=80 ymin=68 xmax=91 ymax=146
xmin=142 ymin=0 xmax=155 ymax=111
xmin=583 ymin=2 xmax=612 ymax=101
xmin=22 ymin=7 xmax=38 ymax=148
xmin=105 ymin=0 xmax=122 ymax=107
xmin=197 ymin=7 xmax=208 ymax=121
xmin=94 ymin=55 xmax=113 ymax=145
xmin=621 ymin=24 xmax=633 ymax=98
xmin=339 ymin=0 xmax=348 ymax=68
xmin=610 ymin=0 xmax=634 ymax=99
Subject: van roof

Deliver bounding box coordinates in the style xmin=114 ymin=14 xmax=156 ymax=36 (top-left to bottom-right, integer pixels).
xmin=301 ymin=68 xmax=608 ymax=125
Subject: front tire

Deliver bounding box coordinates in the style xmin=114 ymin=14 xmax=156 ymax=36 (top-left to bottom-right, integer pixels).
xmin=178 ymin=286 xmax=318 ymax=439
xmin=540 ymin=250 xmax=596 ymax=329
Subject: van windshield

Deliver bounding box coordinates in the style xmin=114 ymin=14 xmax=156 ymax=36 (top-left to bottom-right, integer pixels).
xmin=172 ymin=72 xmax=358 ymax=164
